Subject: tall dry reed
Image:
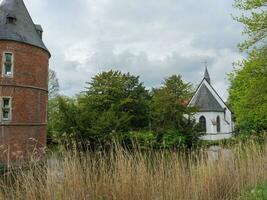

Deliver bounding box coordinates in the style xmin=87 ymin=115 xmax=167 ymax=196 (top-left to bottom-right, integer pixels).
xmin=0 ymin=140 xmax=266 ymax=200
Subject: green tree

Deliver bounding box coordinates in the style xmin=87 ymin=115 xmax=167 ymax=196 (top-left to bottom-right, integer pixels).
xmin=150 ymin=75 xmax=201 ymax=148
xmin=47 ymin=69 xmax=60 ymax=144
xmin=78 ymin=70 xmax=150 ymax=145
xmin=229 ymin=48 xmax=267 ymax=132
xmin=48 ymin=69 xmax=60 ymax=99
xmin=229 ymin=0 xmax=267 ymax=133
xmin=151 ymin=75 xmax=193 ymax=131
xmin=47 ymin=96 xmax=81 ymax=144
xmin=234 ymin=0 xmax=267 ymax=52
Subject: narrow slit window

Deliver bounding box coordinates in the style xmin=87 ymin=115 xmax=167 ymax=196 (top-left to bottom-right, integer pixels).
xmin=2 ymin=97 xmax=11 ymax=121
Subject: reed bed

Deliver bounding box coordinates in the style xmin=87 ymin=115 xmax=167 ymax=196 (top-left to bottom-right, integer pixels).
xmin=0 ymin=140 xmax=266 ymax=200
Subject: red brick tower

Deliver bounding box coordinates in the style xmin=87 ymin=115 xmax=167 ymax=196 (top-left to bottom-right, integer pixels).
xmin=0 ymin=0 xmax=50 ymax=165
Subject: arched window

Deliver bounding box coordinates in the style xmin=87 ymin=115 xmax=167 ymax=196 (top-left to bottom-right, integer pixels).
xmin=216 ymin=116 xmax=221 ymax=133
xmin=199 ymin=116 xmax=206 ymax=133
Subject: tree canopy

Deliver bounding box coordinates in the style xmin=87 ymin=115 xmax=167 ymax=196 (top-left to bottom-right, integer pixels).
xmin=150 ymin=75 xmax=201 ymax=148
xmin=234 ymin=0 xmax=267 ymax=52
xmin=48 ymin=71 xmax=201 ymax=148
xmin=229 ymin=0 xmax=267 ymax=133
xmin=48 ymin=69 xmax=60 ymax=99
xmin=229 ymin=47 xmax=267 ymax=132
xmin=82 ymin=70 xmax=150 ymax=132
xmin=150 ymin=75 xmax=193 ymax=132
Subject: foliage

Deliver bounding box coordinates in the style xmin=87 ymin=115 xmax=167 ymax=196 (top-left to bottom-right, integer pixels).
xmin=122 ymin=131 xmax=157 ymax=149
xmin=150 ymin=75 xmax=192 ymax=131
xmin=161 ymin=129 xmax=186 ymax=148
xmin=83 ymin=70 xmax=150 ymax=129
xmin=150 ymin=75 xmax=201 ymax=148
xmin=77 ymin=70 xmax=151 ymax=146
xmin=47 ymin=96 xmax=81 ymax=144
xmin=48 ymin=69 xmax=60 ymax=99
xmin=229 ymin=0 xmax=267 ymax=133
xmin=229 ymin=47 xmax=267 ymax=133
xmin=239 ymin=182 xmax=267 ymax=200
xmin=48 ymin=71 xmax=153 ymax=147
xmin=48 ymin=71 xmax=201 ymax=149
xmin=47 ymin=69 xmax=60 ymax=143
xmin=234 ymin=0 xmax=267 ymax=52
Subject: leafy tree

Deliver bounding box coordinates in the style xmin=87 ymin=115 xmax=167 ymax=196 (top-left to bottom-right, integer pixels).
xmin=150 ymin=75 xmax=201 ymax=148
xmin=122 ymin=131 xmax=157 ymax=150
xmin=47 ymin=69 xmax=60 ymax=143
xmin=229 ymin=48 xmax=267 ymax=132
xmin=48 ymin=69 xmax=60 ymax=99
xmin=78 ymin=70 xmax=151 ymax=145
xmin=47 ymin=96 xmax=81 ymax=144
xmin=150 ymin=75 xmax=193 ymax=131
xmin=234 ymin=0 xmax=267 ymax=52
xmin=229 ymin=0 xmax=267 ymax=133
xmin=47 ymin=72 xmax=202 ymax=148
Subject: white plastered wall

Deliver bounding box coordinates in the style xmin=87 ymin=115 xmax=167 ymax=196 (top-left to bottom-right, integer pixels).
xmin=189 ymin=79 xmax=234 ymax=141
xmin=193 ymin=111 xmax=233 ymax=140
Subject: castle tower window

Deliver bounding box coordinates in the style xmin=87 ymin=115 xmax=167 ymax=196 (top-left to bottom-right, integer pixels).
xmin=6 ymin=14 xmax=17 ymax=24
xmin=35 ymin=24 xmax=43 ymax=39
xmin=199 ymin=116 xmax=207 ymax=133
xmin=3 ymin=52 xmax=13 ymax=76
xmin=2 ymin=97 xmax=12 ymax=121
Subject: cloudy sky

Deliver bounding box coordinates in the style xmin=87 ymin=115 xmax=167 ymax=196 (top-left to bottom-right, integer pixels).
xmin=24 ymin=0 xmax=244 ymax=100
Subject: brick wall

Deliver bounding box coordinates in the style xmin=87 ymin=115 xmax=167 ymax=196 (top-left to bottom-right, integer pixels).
xmin=0 ymin=41 xmax=49 ymax=165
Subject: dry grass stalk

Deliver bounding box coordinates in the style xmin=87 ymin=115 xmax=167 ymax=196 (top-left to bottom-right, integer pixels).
xmin=0 ymin=140 xmax=266 ymax=200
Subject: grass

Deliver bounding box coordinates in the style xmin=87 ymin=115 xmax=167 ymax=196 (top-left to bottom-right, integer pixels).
xmin=0 ymin=139 xmax=266 ymax=200
xmin=239 ymin=182 xmax=267 ymax=200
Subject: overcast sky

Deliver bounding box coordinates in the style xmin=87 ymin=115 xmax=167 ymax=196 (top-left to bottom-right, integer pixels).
xmin=24 ymin=0 xmax=244 ymax=100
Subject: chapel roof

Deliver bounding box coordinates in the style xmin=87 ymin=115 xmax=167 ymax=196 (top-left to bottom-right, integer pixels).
xmin=0 ymin=0 xmax=50 ymax=56
xmin=190 ymin=83 xmax=225 ymax=112
xmin=189 ymin=68 xmax=225 ymax=112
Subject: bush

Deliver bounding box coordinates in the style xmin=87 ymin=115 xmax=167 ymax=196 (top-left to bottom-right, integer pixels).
xmin=121 ymin=131 xmax=157 ymax=149
xmin=161 ymin=129 xmax=186 ymax=149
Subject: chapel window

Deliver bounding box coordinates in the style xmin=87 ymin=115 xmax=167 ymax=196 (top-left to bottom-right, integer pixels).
xmin=6 ymin=14 xmax=17 ymax=24
xmin=199 ymin=116 xmax=206 ymax=133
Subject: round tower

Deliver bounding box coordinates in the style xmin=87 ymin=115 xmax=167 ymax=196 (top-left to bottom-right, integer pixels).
xmin=0 ymin=0 xmax=50 ymax=165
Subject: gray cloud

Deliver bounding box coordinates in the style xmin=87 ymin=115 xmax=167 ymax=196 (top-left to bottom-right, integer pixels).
xmin=24 ymin=0 xmax=244 ymax=100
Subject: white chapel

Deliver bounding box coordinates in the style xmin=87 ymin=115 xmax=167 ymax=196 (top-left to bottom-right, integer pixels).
xmin=188 ymin=68 xmax=234 ymax=140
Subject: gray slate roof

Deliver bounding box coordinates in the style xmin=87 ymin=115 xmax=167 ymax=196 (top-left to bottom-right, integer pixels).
xmin=190 ymin=83 xmax=225 ymax=112
xmin=0 ymin=0 xmax=50 ymax=55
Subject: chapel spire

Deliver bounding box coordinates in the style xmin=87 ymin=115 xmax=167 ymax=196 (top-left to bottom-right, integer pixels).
xmin=204 ymin=66 xmax=211 ymax=84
